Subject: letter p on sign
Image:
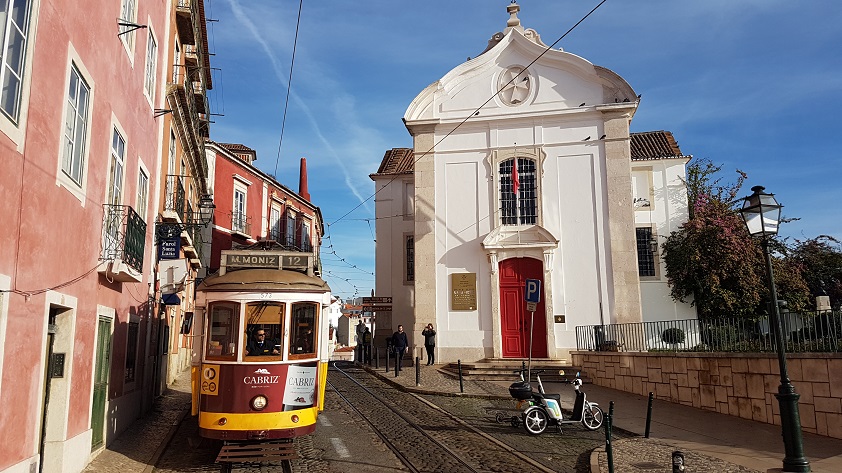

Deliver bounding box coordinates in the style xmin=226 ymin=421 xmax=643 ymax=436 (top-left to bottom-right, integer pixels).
xmin=525 ymin=279 xmax=541 ymax=304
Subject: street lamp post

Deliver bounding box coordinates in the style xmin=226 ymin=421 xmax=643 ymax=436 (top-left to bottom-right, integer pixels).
xmin=739 ymin=186 xmax=810 ymax=473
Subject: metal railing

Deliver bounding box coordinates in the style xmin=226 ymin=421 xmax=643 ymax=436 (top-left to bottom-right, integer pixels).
xmin=102 ymin=205 xmax=147 ymax=272
xmin=576 ymin=311 xmax=842 ymax=353
xmin=231 ymin=211 xmax=251 ymax=236
xmin=164 ymin=175 xmax=186 ymax=221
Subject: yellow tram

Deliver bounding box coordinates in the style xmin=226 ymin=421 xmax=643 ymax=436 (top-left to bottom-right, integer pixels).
xmin=192 ymin=248 xmax=331 ymax=440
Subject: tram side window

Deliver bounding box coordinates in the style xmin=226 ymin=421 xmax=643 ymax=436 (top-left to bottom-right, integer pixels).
xmin=207 ymin=303 xmax=239 ymax=359
xmin=289 ymin=302 xmax=318 ymax=356
xmin=245 ymin=302 xmax=285 ymax=359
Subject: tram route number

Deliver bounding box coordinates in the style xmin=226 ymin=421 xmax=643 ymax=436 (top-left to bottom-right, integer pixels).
xmin=282 ymin=255 xmax=308 ymax=270
xmin=201 ymin=364 xmax=220 ymax=396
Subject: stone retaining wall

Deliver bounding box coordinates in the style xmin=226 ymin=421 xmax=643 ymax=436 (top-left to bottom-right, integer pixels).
xmin=571 ymin=351 xmax=842 ymax=439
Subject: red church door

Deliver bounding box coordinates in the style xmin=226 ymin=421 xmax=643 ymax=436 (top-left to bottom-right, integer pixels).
xmin=499 ymin=257 xmax=547 ymax=358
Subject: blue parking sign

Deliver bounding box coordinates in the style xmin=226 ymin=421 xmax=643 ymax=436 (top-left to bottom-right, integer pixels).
xmin=525 ymin=279 xmax=541 ymax=303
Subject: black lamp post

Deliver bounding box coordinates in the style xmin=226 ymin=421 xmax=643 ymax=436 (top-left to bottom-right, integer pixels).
xmin=739 ymin=185 xmax=810 ymax=472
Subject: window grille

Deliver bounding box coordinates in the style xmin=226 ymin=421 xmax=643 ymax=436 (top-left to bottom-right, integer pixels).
xmin=499 ymin=158 xmax=537 ymax=225
xmin=406 ymin=236 xmax=414 ymax=282
xmin=636 ymin=227 xmax=657 ymax=277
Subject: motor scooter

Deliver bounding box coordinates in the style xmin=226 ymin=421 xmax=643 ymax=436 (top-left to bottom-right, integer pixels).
xmin=510 ymin=369 xmax=603 ymax=435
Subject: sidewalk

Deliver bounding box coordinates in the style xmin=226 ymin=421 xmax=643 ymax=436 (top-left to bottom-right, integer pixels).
xmin=363 ymin=361 xmax=842 ymax=473
xmin=83 ymin=367 xmax=192 ymax=473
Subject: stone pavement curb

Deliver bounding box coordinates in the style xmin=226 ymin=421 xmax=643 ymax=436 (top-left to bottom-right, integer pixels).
xmin=83 ymin=367 xmax=192 ymax=473
xmin=140 ymin=409 xmax=189 ymax=473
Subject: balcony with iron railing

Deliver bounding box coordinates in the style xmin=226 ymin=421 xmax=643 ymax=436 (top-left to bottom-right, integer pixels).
xmin=175 ymin=0 xmax=197 ymax=45
xmin=181 ymin=210 xmax=205 ymax=266
xmin=183 ymin=43 xmax=199 ymax=69
xmin=231 ymin=211 xmax=252 ymax=238
xmin=163 ymin=175 xmax=187 ymax=222
xmin=101 ymin=205 xmax=147 ymax=282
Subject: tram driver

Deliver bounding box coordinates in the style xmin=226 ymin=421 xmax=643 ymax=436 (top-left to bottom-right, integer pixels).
xmin=247 ymin=329 xmax=280 ymax=356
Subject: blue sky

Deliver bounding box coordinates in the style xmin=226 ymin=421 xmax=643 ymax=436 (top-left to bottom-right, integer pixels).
xmin=205 ymin=0 xmax=842 ymax=300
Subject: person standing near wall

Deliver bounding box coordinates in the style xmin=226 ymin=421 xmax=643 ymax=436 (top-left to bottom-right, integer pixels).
xmin=355 ymin=319 xmax=366 ymax=362
xmin=422 ymin=323 xmax=436 ymax=365
xmin=391 ymin=325 xmax=409 ymax=371
xmin=362 ymin=327 xmax=372 ymax=363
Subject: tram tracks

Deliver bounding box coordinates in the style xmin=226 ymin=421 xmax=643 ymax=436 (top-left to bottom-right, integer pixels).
xmin=329 ymin=361 xmax=556 ymax=473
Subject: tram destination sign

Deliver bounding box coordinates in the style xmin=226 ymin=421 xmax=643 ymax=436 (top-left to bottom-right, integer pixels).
xmin=224 ymin=253 xmax=279 ymax=269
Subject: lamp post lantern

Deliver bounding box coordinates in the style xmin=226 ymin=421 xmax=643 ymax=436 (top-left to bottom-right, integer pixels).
xmin=739 ymin=185 xmax=810 ymax=472
xmin=196 ymin=194 xmax=216 ymax=225
xmin=155 ymin=194 xmax=216 ymax=243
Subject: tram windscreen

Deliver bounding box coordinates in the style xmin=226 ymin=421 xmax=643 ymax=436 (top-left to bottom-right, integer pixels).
xmin=289 ymin=302 xmax=318 ymax=357
xmin=244 ymin=302 xmax=284 ymax=359
xmin=207 ymin=303 xmax=239 ymax=360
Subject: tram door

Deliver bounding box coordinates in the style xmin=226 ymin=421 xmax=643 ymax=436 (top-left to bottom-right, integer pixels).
xmin=499 ymin=257 xmax=547 ymax=358
xmin=91 ymin=317 xmax=112 ymax=450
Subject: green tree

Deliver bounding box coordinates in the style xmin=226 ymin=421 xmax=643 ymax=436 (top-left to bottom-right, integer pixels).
xmin=662 ymin=192 xmax=765 ymax=318
xmin=663 ymin=158 xmax=811 ymax=318
xmin=786 ymin=236 xmax=842 ymax=308
xmin=684 ymin=157 xmax=746 ymax=219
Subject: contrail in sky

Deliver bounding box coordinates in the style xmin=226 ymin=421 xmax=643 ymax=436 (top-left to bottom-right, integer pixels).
xmin=226 ymin=0 xmax=371 ymax=209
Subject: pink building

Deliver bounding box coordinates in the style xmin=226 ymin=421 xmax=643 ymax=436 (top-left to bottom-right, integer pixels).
xmin=205 ymin=143 xmax=323 ymax=274
xmin=0 ymin=1 xmax=183 ymax=471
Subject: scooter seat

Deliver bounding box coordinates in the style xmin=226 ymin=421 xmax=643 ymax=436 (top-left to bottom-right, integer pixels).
xmin=534 ymin=392 xmax=560 ymax=402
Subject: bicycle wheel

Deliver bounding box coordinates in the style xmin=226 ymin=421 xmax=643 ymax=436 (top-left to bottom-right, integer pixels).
xmin=582 ymin=404 xmax=604 ymax=430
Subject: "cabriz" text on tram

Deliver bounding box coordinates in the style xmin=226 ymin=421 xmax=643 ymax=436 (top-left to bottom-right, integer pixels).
xmin=243 ymin=375 xmax=281 ymax=385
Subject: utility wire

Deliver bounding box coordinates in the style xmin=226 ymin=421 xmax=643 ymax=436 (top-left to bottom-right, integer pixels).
xmin=273 ymin=0 xmax=303 ymax=178
xmin=328 ymin=0 xmax=610 ymax=227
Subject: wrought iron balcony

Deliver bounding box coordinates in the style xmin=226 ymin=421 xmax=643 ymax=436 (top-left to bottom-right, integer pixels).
xmin=164 ymin=175 xmax=187 ymax=222
xmin=231 ymin=211 xmax=251 ymax=237
xmin=102 ymin=205 xmax=147 ymax=274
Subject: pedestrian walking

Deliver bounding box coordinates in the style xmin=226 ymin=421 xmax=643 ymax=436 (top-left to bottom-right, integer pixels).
xmin=391 ymin=325 xmax=409 ymax=371
xmin=355 ymin=319 xmax=366 ymax=362
xmin=362 ymin=327 xmax=372 ymax=363
xmin=422 ymin=323 xmax=436 ymax=365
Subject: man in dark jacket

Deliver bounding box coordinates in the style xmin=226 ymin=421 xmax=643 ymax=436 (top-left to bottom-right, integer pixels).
xmin=391 ymin=325 xmax=409 ymax=370
xmin=422 ymin=323 xmax=436 ymax=365
xmin=247 ymin=329 xmax=279 ymax=356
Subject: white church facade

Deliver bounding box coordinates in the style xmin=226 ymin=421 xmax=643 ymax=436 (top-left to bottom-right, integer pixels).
xmin=371 ymin=3 xmax=696 ymax=362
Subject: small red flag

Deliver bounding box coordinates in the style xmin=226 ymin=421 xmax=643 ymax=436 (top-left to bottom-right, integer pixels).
xmin=512 ymin=159 xmax=520 ymax=197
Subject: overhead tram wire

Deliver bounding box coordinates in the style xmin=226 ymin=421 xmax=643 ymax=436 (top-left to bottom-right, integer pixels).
xmin=327 ymin=0 xmax=610 ymax=228
xmin=273 ymin=0 xmax=304 ymax=179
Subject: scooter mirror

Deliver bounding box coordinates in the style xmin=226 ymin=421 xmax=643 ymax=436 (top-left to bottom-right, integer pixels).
xmin=576 ymin=371 xmax=581 ymax=377
xmin=559 ymin=370 xmax=565 ymax=376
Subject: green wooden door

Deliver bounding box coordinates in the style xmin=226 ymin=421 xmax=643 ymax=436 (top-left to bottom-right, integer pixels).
xmin=91 ymin=317 xmax=112 ymax=450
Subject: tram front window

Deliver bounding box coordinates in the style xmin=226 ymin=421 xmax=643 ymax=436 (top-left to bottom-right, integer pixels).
xmin=245 ymin=302 xmax=284 ymax=359
xmin=207 ymin=303 xmax=239 ymax=360
xmin=290 ymin=302 xmax=318 ymax=357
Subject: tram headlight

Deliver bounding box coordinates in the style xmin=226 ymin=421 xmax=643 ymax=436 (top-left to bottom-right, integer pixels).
xmin=251 ymin=395 xmax=268 ymax=411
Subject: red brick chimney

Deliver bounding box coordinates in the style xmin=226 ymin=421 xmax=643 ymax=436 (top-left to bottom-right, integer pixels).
xmin=299 ymin=157 xmax=311 ymax=202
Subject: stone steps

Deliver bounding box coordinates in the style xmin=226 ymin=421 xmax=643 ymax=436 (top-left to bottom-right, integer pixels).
xmin=439 ymin=358 xmax=589 ymax=383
